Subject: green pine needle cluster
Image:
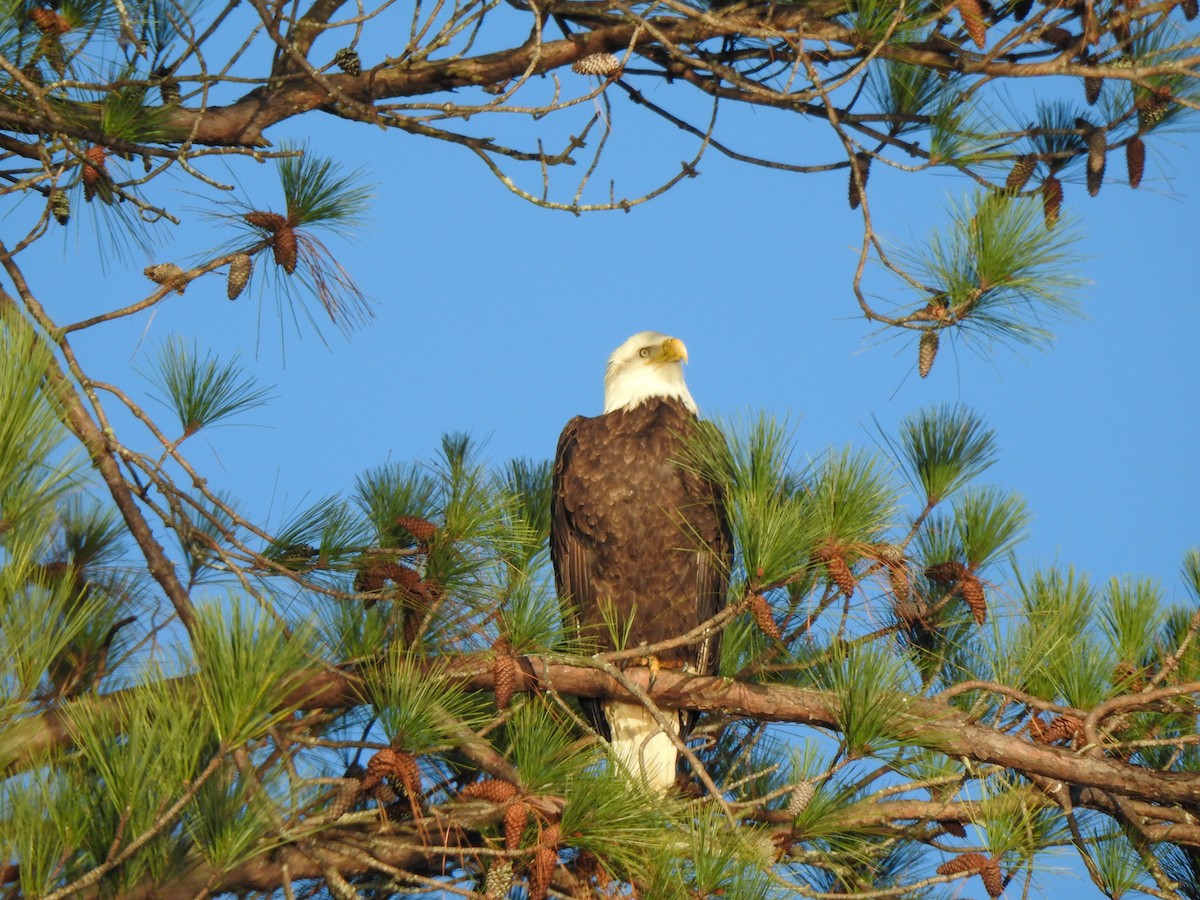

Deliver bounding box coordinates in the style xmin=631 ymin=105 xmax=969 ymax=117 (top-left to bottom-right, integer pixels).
xmin=904 ymin=190 xmax=1084 ymax=348
xmin=146 ymin=336 xmax=273 ymax=437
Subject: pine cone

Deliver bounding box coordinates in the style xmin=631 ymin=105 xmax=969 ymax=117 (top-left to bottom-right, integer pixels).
xmin=29 ymin=7 xmax=70 ymax=34
xmin=494 ymin=645 xmax=518 ymax=710
xmin=227 ymin=253 xmax=252 ymax=300
xmin=925 ymin=560 xmax=967 ymax=583
xmin=1052 ymin=713 xmax=1083 ymax=743
xmin=1084 ymin=126 xmax=1107 ymax=197
xmin=815 ymin=543 xmax=856 ymax=597
xmin=787 ymin=781 xmax=815 ymax=816
xmin=504 ymin=799 xmax=529 ymax=851
xmin=1184 ymin=0 xmax=1199 ymax=20
xmin=484 ymin=860 xmax=514 ymax=899
xmin=1028 ymin=713 xmax=1049 ymax=742
xmin=333 ymin=47 xmax=362 ymax=75
xmin=1013 ymin=0 xmax=1033 ymax=18
xmin=1084 ymin=74 xmax=1102 ymax=105
xmin=748 ymin=593 xmax=781 ymax=641
xmin=980 ymin=858 xmax=1004 ymax=898
xmin=918 ymin=331 xmax=939 ymax=378
xmin=1138 ymin=90 xmax=1171 ymax=133
xmin=50 ymin=189 xmax=70 ymax=225
xmin=887 ymin=560 xmax=911 ymax=600
xmin=327 ymin=777 xmax=363 ymax=819
xmin=528 ymin=846 xmax=557 ymax=900
xmin=396 ymin=515 xmax=437 ymax=545
xmin=459 ymin=778 xmax=520 ymax=804
xmin=391 ymin=563 xmax=424 ymax=593
xmin=958 ymin=0 xmax=988 ymax=48
xmin=848 ymin=151 xmax=871 ymax=210
xmin=940 ymin=819 xmax=968 ymax=838
xmin=152 ymin=65 xmax=180 ymax=104
xmin=82 ymin=146 xmax=112 ymax=204
xmin=144 ymin=262 xmax=187 ymax=294
xmin=272 ymin=225 xmax=298 ymax=274
xmin=362 ymin=747 xmax=402 ymax=791
xmin=1041 ymin=176 xmax=1063 ymax=228
xmin=392 ymin=749 xmax=423 ymax=802
xmin=244 ymin=210 xmax=287 ymax=231
xmin=1040 ymin=26 xmax=1074 ymax=48
xmin=572 ymin=52 xmax=622 ymax=76
xmin=1126 ymin=136 xmax=1145 ymax=189
xmin=961 ymin=573 xmax=987 ymax=625
xmin=937 ymin=851 xmax=989 ymax=876
xmin=1005 ymin=155 xmax=1037 ymax=193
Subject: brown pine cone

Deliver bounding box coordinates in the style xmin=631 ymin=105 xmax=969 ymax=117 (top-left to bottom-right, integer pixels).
xmin=528 ymin=846 xmax=557 ymax=900
xmin=494 ymin=647 xmax=518 ymax=710
xmin=814 ymin=543 xmax=856 ymax=597
xmin=29 ymin=7 xmax=70 ymax=33
xmin=504 ymin=799 xmax=529 ymax=851
xmin=940 ymin=819 xmax=968 ymax=838
xmin=925 ymin=560 xmax=967 ymax=583
xmin=980 ymin=858 xmax=1005 ymax=898
xmin=144 ymin=263 xmax=187 ymax=293
xmin=272 ymin=225 xmax=298 ymax=274
xmin=392 ymin=749 xmax=423 ymax=802
xmin=243 ymin=210 xmax=287 ymax=231
xmin=361 ymin=747 xmax=400 ymax=791
xmin=396 ymin=515 xmax=437 ymax=545
xmin=1126 ymin=137 xmax=1145 ymax=189
xmin=1084 ymin=126 xmax=1107 ymax=197
xmin=327 ymin=777 xmax=363 ymax=819
xmin=961 ymin=574 xmax=988 ymax=625
xmin=937 ymin=851 xmax=989 ymax=876
xmin=848 ymin=152 xmax=871 ymax=210
xmin=1042 ymin=176 xmax=1063 ymax=228
xmin=82 ymin=146 xmax=112 ymax=203
xmin=958 ymin=0 xmax=988 ymax=48
xmin=748 ymin=593 xmax=781 ymax=641
xmin=1005 ymin=154 xmax=1038 ymax=193
xmin=787 ymin=781 xmax=815 ymax=816
xmin=918 ymin=331 xmax=939 ymax=379
xmin=459 ymin=778 xmax=520 ymax=804
xmin=227 ymin=253 xmax=252 ymax=300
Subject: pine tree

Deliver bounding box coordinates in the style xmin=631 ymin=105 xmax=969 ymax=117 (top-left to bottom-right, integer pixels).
xmin=2 ymin=2 xmax=1200 ymax=897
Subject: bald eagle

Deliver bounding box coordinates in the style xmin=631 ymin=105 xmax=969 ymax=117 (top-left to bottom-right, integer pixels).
xmin=550 ymin=332 xmax=732 ymax=792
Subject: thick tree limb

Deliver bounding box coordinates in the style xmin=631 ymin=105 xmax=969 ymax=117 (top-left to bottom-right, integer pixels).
xmin=11 ymin=658 xmax=1200 ymax=816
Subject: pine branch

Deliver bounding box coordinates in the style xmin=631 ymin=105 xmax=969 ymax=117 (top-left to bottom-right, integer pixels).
xmin=14 ymin=660 xmax=1200 ymax=822
xmin=0 ymin=255 xmax=198 ymax=634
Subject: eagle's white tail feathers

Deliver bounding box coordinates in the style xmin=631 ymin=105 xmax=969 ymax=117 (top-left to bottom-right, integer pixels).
xmin=604 ymin=700 xmax=678 ymax=793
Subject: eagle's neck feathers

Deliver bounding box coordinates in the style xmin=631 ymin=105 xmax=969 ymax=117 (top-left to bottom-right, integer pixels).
xmin=603 ymin=365 xmax=697 ymax=415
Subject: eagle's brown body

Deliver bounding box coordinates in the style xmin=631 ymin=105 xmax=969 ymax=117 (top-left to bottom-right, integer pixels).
xmin=550 ymin=396 xmax=732 ymax=743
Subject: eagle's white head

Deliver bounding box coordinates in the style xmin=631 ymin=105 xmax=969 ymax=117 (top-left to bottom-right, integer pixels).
xmin=603 ymin=331 xmax=698 ymax=415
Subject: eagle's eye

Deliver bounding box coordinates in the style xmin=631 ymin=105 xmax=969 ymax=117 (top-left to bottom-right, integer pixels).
xmin=638 ymin=347 xmax=652 ymax=359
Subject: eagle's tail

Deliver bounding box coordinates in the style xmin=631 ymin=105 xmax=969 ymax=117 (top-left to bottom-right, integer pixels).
xmin=604 ymin=700 xmax=678 ymax=793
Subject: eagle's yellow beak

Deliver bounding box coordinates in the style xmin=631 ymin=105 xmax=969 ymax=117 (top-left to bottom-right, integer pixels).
xmin=659 ymin=337 xmax=688 ymax=365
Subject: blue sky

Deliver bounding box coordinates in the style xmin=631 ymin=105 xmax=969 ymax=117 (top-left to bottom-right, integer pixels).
xmin=44 ymin=94 xmax=1197 ymax=591
xmin=17 ymin=36 xmax=1200 ymax=894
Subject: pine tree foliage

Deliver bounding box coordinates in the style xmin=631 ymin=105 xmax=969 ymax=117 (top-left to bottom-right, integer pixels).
xmin=1 ymin=1 xmax=1200 ymax=891
xmin=2 ymin=0 xmax=1198 ymax=356
xmin=6 ymin=282 xmax=1200 ymax=899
